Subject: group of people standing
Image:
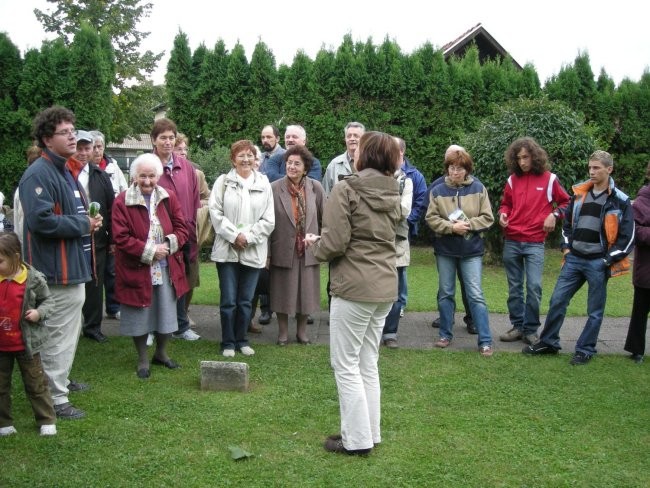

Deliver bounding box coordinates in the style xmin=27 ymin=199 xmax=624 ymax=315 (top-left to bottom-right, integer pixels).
xmin=0 ymin=106 xmax=646 ymax=460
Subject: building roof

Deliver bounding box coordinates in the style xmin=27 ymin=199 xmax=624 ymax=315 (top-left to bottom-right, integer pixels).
xmin=107 ymin=134 xmax=153 ymax=151
xmin=442 ymin=23 xmax=522 ymax=69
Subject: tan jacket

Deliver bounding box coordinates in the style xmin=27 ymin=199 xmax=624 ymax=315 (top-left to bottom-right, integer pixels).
xmin=311 ymin=169 xmax=401 ymax=303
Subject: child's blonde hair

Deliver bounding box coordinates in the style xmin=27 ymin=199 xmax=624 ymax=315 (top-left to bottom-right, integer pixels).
xmin=0 ymin=232 xmax=23 ymax=276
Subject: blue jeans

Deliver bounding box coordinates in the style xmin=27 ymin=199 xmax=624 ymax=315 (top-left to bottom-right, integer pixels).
xmin=436 ymin=255 xmax=492 ymax=346
xmin=397 ymin=267 xmax=408 ymax=310
xmin=539 ymin=253 xmax=608 ymax=356
xmin=503 ymin=240 xmax=545 ymax=335
xmin=382 ymin=266 xmax=406 ymax=340
xmin=216 ymin=262 xmax=261 ymax=351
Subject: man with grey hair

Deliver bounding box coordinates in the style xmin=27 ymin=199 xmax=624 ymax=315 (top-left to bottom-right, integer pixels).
xmin=524 ymin=150 xmax=635 ymax=365
xmin=322 ymin=122 xmax=365 ymax=195
xmin=265 ymin=125 xmax=322 ymax=182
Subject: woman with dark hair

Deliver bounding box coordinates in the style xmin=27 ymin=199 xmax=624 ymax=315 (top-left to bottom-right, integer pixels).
xmin=269 ymin=145 xmax=325 ymax=345
xmin=209 ymin=140 xmax=274 ymax=358
xmin=112 ymin=153 xmax=189 ymax=379
xmin=426 ymin=146 xmax=495 ymax=356
xmin=624 ymin=161 xmax=650 ymax=363
xmin=305 ymin=131 xmax=401 ymax=456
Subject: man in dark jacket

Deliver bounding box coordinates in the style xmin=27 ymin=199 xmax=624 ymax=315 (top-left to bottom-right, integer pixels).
xmin=71 ymin=130 xmax=115 ymax=343
xmin=19 ymin=106 xmax=103 ymax=419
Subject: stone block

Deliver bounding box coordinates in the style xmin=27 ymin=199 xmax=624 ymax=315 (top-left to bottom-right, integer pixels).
xmin=200 ymin=361 xmax=249 ymax=392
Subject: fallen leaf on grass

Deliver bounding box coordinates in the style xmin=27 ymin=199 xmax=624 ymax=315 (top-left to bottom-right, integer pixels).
xmin=228 ymin=445 xmax=253 ymax=460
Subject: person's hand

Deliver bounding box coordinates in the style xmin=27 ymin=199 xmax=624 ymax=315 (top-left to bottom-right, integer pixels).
xmin=153 ymin=243 xmax=169 ymax=261
xmin=89 ymin=214 xmax=103 ymax=233
xmin=232 ymin=233 xmax=248 ymax=251
xmin=543 ymin=213 xmax=557 ymax=233
xmin=499 ymin=213 xmax=508 ymax=228
xmin=24 ymin=309 xmax=40 ymax=323
xmin=451 ymin=221 xmax=471 ymax=236
xmin=304 ymin=233 xmax=320 ymax=248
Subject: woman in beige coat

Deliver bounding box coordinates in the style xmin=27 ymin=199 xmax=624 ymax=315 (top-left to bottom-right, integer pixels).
xmin=269 ymin=145 xmax=325 ymax=345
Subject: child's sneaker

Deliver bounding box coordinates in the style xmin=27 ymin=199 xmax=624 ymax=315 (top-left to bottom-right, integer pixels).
xmin=0 ymin=426 xmax=17 ymax=436
xmin=40 ymin=425 xmax=57 ymax=436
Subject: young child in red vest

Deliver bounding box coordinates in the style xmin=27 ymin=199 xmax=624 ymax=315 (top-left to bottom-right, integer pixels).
xmin=0 ymin=232 xmax=57 ymax=436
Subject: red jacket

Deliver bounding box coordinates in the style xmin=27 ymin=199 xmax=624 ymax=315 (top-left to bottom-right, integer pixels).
xmin=112 ymin=186 xmax=189 ymax=307
xmin=498 ymin=171 xmax=569 ymax=243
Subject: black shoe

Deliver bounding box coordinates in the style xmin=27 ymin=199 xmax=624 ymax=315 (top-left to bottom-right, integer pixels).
xmin=307 ymin=315 xmax=314 ymax=325
xmin=151 ymin=357 xmax=181 ymax=369
xmin=465 ymin=317 xmax=478 ymax=335
xmin=522 ymin=342 xmax=559 ymax=355
xmin=431 ymin=317 xmax=440 ymax=328
xmin=630 ymin=354 xmax=644 ymax=364
xmin=570 ymin=351 xmax=592 ymax=365
xmin=258 ymin=311 xmax=272 ymax=325
xmin=54 ymin=402 xmax=85 ymax=420
xmin=67 ymin=380 xmax=90 ymax=392
xmin=84 ymin=331 xmax=108 ymax=343
xmin=136 ymin=367 xmax=150 ymax=379
xmin=324 ymin=434 xmax=371 ymax=456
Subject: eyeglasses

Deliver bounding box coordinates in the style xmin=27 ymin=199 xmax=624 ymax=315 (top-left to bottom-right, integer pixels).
xmin=236 ymin=154 xmax=255 ymax=161
xmin=53 ymin=129 xmax=78 ymax=138
xmin=448 ymin=166 xmax=466 ymax=173
xmin=286 ymin=160 xmax=304 ymax=167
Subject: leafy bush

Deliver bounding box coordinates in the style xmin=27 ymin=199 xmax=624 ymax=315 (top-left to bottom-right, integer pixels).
xmin=462 ymin=97 xmax=596 ymax=260
xmin=613 ymin=153 xmax=649 ymax=198
xmin=189 ymin=144 xmax=232 ymax=188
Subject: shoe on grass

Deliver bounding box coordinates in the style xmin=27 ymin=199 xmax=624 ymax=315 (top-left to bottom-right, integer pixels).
xmin=630 ymin=354 xmax=644 ymax=364
xmin=323 ymin=434 xmax=371 ymax=456
xmin=67 ymin=380 xmax=90 ymax=392
xmin=172 ymin=329 xmax=201 ymax=341
xmin=54 ymin=402 xmax=85 ymax=420
xmin=0 ymin=426 xmax=17 ymax=436
xmin=570 ymin=351 xmax=592 ymax=366
xmin=522 ymin=342 xmax=559 ymax=355
xmin=239 ymin=346 xmax=255 ymax=356
xmin=40 ymin=425 xmax=57 ymax=436
xmin=499 ymin=328 xmax=523 ymax=342
xmin=222 ymin=349 xmax=235 ymax=358
xmin=479 ymin=345 xmax=494 ymax=357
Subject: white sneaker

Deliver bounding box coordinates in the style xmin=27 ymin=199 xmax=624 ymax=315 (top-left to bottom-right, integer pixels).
xmin=239 ymin=346 xmax=255 ymax=356
xmin=0 ymin=426 xmax=17 ymax=436
xmin=172 ymin=329 xmax=201 ymax=341
xmin=146 ymin=333 xmax=154 ymax=347
xmin=40 ymin=425 xmax=57 ymax=436
xmin=222 ymin=349 xmax=235 ymax=358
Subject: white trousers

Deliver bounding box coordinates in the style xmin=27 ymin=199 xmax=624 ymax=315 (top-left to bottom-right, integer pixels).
xmin=40 ymin=284 xmax=85 ymax=406
xmin=329 ymin=296 xmax=391 ymax=450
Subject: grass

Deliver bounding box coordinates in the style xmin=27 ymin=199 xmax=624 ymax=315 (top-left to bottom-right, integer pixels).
xmin=194 ymin=246 xmax=634 ymax=317
xmin=2 ymin=339 xmax=648 ymax=487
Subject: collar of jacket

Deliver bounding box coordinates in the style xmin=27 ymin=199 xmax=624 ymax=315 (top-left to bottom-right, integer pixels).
xmin=125 ymin=184 xmax=170 ymax=206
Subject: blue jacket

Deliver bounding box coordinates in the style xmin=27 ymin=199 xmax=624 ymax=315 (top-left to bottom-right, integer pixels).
xmin=18 ymin=148 xmax=92 ymax=285
xmin=265 ymin=150 xmax=322 ymax=183
xmin=401 ymin=158 xmax=428 ymax=240
xmin=563 ymin=177 xmax=634 ymax=277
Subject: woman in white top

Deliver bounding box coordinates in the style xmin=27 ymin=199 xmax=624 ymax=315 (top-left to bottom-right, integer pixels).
xmin=209 ymin=140 xmax=274 ymax=357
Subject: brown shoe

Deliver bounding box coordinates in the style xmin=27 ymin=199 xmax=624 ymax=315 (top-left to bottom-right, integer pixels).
xmin=383 ymin=339 xmax=399 ymax=349
xmin=434 ymin=337 xmax=451 ymax=348
xmin=248 ymin=322 xmax=263 ymax=334
xmin=499 ymin=328 xmax=523 ymax=342
xmin=324 ymin=434 xmax=371 ymax=455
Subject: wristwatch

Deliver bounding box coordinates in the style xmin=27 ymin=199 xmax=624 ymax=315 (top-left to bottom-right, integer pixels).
xmin=552 ymin=210 xmax=561 ymax=218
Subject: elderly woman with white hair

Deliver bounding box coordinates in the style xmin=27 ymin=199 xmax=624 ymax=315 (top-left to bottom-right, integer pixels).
xmin=111 ymin=153 xmax=189 ymax=379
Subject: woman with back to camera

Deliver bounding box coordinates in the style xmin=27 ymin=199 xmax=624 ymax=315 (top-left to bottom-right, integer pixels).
xmin=209 ymin=140 xmax=274 ymax=358
xmin=112 ymin=153 xmax=189 ymax=379
xmin=305 ymin=131 xmax=401 ymax=456
xmin=269 ymin=145 xmax=325 ymax=346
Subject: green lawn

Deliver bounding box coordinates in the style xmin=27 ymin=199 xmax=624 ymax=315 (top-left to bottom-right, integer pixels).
xmin=194 ymin=246 xmax=634 ymax=317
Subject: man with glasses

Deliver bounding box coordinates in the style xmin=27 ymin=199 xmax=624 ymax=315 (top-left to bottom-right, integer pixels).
xmin=19 ymin=106 xmax=103 ymax=420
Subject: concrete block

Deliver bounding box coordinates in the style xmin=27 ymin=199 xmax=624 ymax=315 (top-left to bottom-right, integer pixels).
xmin=200 ymin=361 xmax=249 ymax=392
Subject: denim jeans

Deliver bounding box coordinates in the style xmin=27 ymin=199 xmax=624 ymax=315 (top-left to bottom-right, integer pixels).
xmin=397 ymin=267 xmax=408 ymax=310
xmin=436 ymin=255 xmax=492 ymax=346
xmin=539 ymin=253 xmax=608 ymax=355
xmin=216 ymin=262 xmax=261 ymax=351
xmin=382 ymin=266 xmax=406 ymax=340
xmin=503 ymin=240 xmax=545 ymax=335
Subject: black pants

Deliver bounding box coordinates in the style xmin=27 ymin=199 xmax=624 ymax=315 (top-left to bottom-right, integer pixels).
xmin=624 ymin=286 xmax=650 ymax=356
xmin=83 ymin=246 xmax=107 ymax=334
